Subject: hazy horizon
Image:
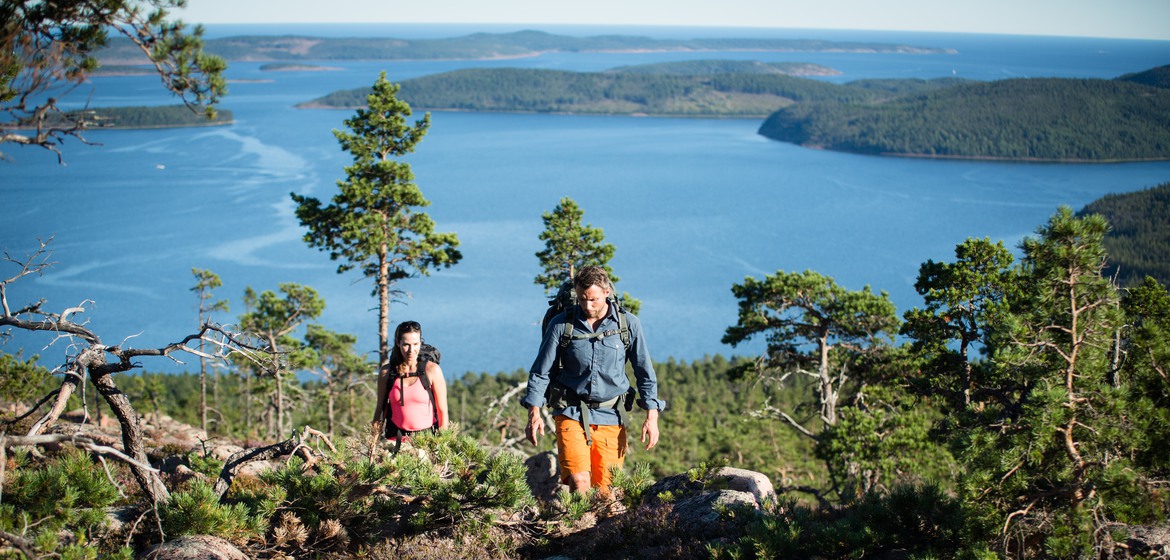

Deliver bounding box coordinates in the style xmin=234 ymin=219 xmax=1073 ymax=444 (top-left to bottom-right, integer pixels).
xmin=176 ymin=0 xmax=1170 ymax=41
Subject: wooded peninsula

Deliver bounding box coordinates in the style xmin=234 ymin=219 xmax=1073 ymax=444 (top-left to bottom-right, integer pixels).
xmin=15 ymin=105 xmax=234 ymax=130
xmin=304 ymin=62 xmax=1170 ymax=162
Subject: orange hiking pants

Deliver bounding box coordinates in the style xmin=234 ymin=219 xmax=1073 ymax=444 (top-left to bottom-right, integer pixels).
xmin=554 ymin=415 xmax=627 ymax=489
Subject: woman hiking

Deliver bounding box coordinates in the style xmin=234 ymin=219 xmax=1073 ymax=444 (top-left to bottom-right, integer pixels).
xmin=374 ymin=321 xmax=449 ymax=449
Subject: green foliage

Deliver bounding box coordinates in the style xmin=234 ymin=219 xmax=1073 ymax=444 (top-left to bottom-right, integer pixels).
xmin=722 ymin=269 xmax=909 ymax=497
xmin=610 ymin=461 xmax=655 ymax=506
xmin=759 ymin=74 xmax=1170 ymax=161
xmin=219 ymin=430 xmax=534 ymax=555
xmin=1078 ymin=181 xmax=1170 ymax=288
xmin=402 ymin=430 xmax=536 ymax=527
xmin=18 ymin=104 xmax=235 ymax=129
xmin=291 ymin=71 xmax=461 ymax=365
xmin=904 ymin=207 xmax=1168 ymax=557
xmin=158 ymin=480 xmax=264 ymax=543
xmin=309 ymin=67 xmax=867 ymax=118
xmin=534 ymin=197 xmax=617 ymax=293
xmin=1116 ymin=63 xmax=1170 ymax=89
xmin=2 ymin=0 xmax=227 ymax=158
xmin=1121 ymin=277 xmax=1170 ymax=473
xmin=0 ymin=449 xmax=127 ymax=558
xmin=0 ymin=352 xmax=59 ymax=415
xmin=712 ymin=483 xmax=980 ymax=560
xmin=532 ymin=196 xmax=642 ymax=314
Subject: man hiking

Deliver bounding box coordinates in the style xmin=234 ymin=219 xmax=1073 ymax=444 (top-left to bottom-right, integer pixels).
xmin=522 ymin=266 xmax=665 ymax=493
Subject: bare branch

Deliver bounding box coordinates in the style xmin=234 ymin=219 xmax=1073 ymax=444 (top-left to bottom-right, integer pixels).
xmin=1 ymin=433 xmax=158 ymax=473
xmin=0 ymin=529 xmax=35 ymax=559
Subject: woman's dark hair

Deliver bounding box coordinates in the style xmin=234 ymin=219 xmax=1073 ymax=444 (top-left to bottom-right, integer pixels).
xmin=389 ymin=321 xmax=422 ymax=371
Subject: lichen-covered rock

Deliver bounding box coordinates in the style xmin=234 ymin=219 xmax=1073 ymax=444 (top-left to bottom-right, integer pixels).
xmin=712 ymin=466 xmax=776 ymax=505
xmin=139 ymin=535 xmax=248 ymax=560
xmin=643 ymin=467 xmax=775 ymax=510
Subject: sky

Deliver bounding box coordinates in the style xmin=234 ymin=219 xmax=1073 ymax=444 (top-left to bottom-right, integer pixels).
xmin=175 ymin=0 xmax=1170 ymax=41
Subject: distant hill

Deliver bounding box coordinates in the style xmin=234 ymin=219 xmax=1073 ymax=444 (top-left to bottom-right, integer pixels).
xmin=757 ymin=71 xmax=1170 ymax=162
xmin=1116 ymin=64 xmax=1170 ymax=89
xmin=1079 ymin=182 xmax=1170 ymax=288
xmin=95 ymin=30 xmax=953 ymax=63
xmin=299 ymin=63 xmax=961 ymax=118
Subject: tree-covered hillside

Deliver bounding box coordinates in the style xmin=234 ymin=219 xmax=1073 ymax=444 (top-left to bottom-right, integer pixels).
xmin=1117 ymin=63 xmax=1170 ymax=89
xmin=758 ymin=74 xmax=1170 ymax=161
xmin=300 ymin=66 xmax=956 ymax=118
xmin=17 ymin=105 xmax=234 ymax=129
xmin=1080 ymin=181 xmax=1170 ymax=287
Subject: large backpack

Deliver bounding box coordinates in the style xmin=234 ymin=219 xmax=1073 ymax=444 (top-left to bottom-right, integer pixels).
xmin=381 ymin=343 xmax=442 ymax=441
xmin=541 ymin=280 xmax=634 ymax=443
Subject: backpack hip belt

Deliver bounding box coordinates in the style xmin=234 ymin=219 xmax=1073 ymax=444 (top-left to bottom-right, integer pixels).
xmin=551 ymin=385 xmax=637 ymax=446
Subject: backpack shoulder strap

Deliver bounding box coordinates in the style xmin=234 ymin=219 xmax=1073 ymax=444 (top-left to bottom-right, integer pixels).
xmin=558 ymin=306 xmax=576 ymax=349
xmin=617 ymin=309 xmax=631 ymax=350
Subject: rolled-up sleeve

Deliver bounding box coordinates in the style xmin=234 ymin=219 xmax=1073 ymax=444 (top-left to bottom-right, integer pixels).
xmin=627 ymin=315 xmax=666 ymax=411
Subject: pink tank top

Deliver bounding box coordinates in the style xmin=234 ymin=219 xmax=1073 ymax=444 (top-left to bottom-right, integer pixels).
xmin=388 ymin=375 xmax=435 ymax=431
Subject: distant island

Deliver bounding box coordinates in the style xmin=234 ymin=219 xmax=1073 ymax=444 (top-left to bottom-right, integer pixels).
xmin=302 ymin=61 xmax=1170 ymax=162
xmin=15 ymin=105 xmax=234 ymax=130
xmin=299 ymin=60 xmax=850 ymax=118
xmin=259 ymin=63 xmax=342 ymax=72
xmin=758 ymin=65 xmax=1170 ymax=162
xmin=95 ymin=30 xmax=954 ymax=63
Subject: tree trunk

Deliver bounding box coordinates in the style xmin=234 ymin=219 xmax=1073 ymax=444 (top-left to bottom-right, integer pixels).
xmin=276 ymin=370 xmax=285 ymax=437
xmin=327 ymin=378 xmax=336 ymax=439
xmin=378 ymin=247 xmax=390 ymax=368
xmin=91 ymin=370 xmax=169 ymax=504
xmin=818 ymin=334 xmax=837 ymax=426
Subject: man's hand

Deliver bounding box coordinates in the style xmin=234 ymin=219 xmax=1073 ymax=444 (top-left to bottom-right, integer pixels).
xmin=641 ymin=409 xmax=660 ymax=450
xmin=525 ymin=406 xmax=545 ymax=446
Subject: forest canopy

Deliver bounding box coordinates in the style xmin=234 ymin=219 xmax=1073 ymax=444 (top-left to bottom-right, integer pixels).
xmin=1079 ymin=181 xmax=1170 ymax=287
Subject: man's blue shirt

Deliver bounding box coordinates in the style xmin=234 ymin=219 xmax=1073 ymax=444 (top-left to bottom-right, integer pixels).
xmin=522 ymin=303 xmax=664 ymax=425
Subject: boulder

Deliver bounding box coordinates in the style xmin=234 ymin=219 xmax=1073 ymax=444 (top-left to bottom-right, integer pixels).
xmin=139 ymin=535 xmax=248 ymax=560
xmin=670 ymin=489 xmax=760 ymax=528
xmin=525 ymin=450 xmax=562 ymax=502
xmin=712 ymin=466 xmax=775 ymax=505
xmin=644 ymin=467 xmax=775 ymax=510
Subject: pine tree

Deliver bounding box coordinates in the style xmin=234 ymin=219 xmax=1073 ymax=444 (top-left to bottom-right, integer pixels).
xmin=192 ymin=268 xmax=229 ymax=434
xmin=292 ymin=72 xmax=461 ymax=368
xmin=534 ymin=196 xmax=640 ymax=314
xmin=722 ymin=269 xmax=907 ymax=498
xmin=238 ymin=283 xmax=324 ymax=438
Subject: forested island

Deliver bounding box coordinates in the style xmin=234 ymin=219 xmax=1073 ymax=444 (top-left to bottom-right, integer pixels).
xmin=304 ymin=62 xmax=1170 ymax=161
xmin=95 ymin=29 xmax=953 ymax=63
xmin=300 ymin=60 xmax=890 ymax=118
xmin=759 ymin=67 xmax=1170 ymax=161
xmin=16 ymin=105 xmax=233 ymax=130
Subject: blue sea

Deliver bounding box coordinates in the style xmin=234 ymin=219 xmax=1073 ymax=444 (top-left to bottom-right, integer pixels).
xmin=3 ymin=25 xmax=1170 ymax=377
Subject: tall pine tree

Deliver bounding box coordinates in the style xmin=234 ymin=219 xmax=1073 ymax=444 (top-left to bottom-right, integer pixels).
xmin=291 ymin=72 xmax=461 ymax=368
